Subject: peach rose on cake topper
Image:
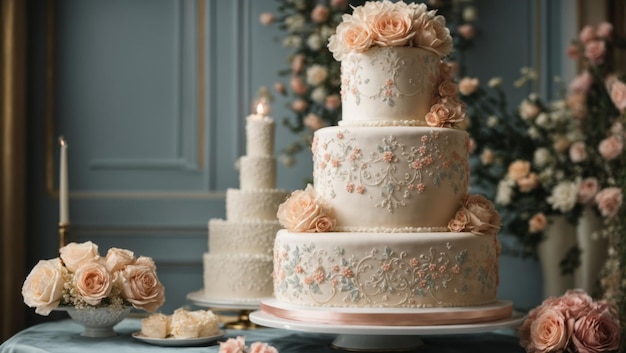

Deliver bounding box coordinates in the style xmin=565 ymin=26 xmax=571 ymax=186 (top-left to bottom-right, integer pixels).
xmin=22 ymin=241 xmax=165 ymax=315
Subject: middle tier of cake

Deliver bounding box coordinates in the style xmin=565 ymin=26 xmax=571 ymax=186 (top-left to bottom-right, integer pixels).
xmin=312 ymin=126 xmax=469 ymax=232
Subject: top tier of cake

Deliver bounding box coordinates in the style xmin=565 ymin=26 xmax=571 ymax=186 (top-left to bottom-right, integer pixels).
xmin=339 ymin=47 xmax=439 ymax=126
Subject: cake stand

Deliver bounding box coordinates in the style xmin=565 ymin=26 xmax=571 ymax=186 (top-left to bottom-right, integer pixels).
xmin=249 ymin=300 xmax=525 ymax=352
xmin=187 ymin=290 xmax=268 ymax=329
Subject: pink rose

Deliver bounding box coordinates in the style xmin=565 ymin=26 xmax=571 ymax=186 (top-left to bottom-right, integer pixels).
xmin=519 ymin=100 xmax=540 ymax=120
xmin=370 ymin=7 xmax=414 ymax=47
xmin=544 ymin=289 xmax=593 ymax=320
xmin=219 ymin=336 xmax=246 ymax=353
xmin=480 ymin=148 xmax=494 ymax=165
xmin=594 ymin=187 xmax=623 ymax=218
xmin=425 ymin=103 xmax=450 ymax=127
xmin=463 ymin=194 xmax=501 ymax=236
xmin=328 ymin=17 xmax=373 ymax=60
xmin=579 ymin=25 xmax=595 ymax=44
xmin=529 ymin=307 xmax=571 ymax=353
xmin=277 ymin=184 xmax=335 ymax=232
xmin=290 ymin=76 xmax=307 ymax=95
xmin=457 ymin=24 xmax=475 ymax=40
xmin=120 ymin=264 xmax=165 ymax=312
xmin=21 ymin=258 xmax=65 ymax=315
xmin=258 ymin=12 xmax=275 ymax=26
xmin=249 ymin=341 xmax=279 ymax=353
xmin=325 ymin=95 xmax=341 ymax=110
xmin=311 ymin=5 xmax=329 ymax=23
xmin=507 ymin=160 xmax=531 ymax=181
xmin=596 ymin=21 xmax=613 ymax=39
xmin=584 ymin=40 xmax=606 ymax=64
xmin=274 ymin=82 xmax=286 ymax=95
xmin=59 ymin=241 xmax=100 ymax=272
xmin=413 ymin=14 xmax=453 ymax=57
xmin=609 ymin=79 xmax=626 ymax=112
xmin=567 ymin=91 xmax=588 ymax=119
xmin=291 ymin=99 xmax=309 ymax=112
xmin=571 ymin=307 xmax=620 ymax=353
xmin=578 ymin=177 xmax=599 ymax=205
xmin=569 ymin=71 xmax=593 ymax=93
xmin=105 ymin=247 xmax=135 ymax=273
xmin=447 ymin=208 xmax=470 ymax=232
xmin=438 ymin=80 xmax=458 ymax=98
xmin=517 ymin=172 xmax=539 ymax=192
xmin=458 ymin=77 xmax=479 ymax=96
xmin=598 ymin=135 xmax=623 ymax=160
xmin=291 ymin=54 xmax=305 ymax=74
xmin=330 ymin=0 xmax=348 ymax=9
xmin=74 ymin=261 xmax=113 ymax=306
xmin=303 ymin=113 xmax=325 ymax=131
xmin=566 ymin=44 xmax=580 ymax=59
xmin=569 ymin=141 xmax=587 ymax=162
xmin=528 ymin=213 xmax=547 ymax=233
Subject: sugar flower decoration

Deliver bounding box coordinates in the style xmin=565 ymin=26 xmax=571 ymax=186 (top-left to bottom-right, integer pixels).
xmin=277 ymin=184 xmax=335 ymax=232
xmin=328 ymin=0 xmax=453 ymax=61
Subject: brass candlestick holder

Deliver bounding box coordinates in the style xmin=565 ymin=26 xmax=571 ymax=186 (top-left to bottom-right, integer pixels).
xmin=59 ymin=223 xmax=69 ymax=249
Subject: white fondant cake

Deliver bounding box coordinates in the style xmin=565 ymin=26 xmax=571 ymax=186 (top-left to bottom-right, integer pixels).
xmin=203 ymin=113 xmax=289 ymax=302
xmin=270 ymin=0 xmax=503 ymax=316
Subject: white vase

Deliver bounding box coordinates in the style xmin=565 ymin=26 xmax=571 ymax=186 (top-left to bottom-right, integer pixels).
xmin=574 ymin=206 xmax=609 ymax=294
xmin=65 ymin=306 xmax=131 ymax=337
xmin=538 ymin=215 xmax=576 ymax=298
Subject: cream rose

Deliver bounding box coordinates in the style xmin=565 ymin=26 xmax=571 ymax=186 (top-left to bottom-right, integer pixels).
xmin=518 ymin=99 xmax=540 ymax=120
xmin=306 ymin=64 xmax=328 ymax=86
xmin=105 ymin=247 xmax=135 ymax=273
xmin=22 ymin=258 xmax=65 ymax=315
xmin=59 ymin=241 xmax=100 ymax=272
xmin=328 ymin=16 xmax=372 ymax=61
xmin=413 ymin=13 xmax=453 ymax=57
xmin=458 ymin=77 xmax=479 ymax=96
xmin=447 ymin=208 xmax=470 ymax=232
xmin=569 ymin=141 xmax=587 ymax=163
xmin=134 ymin=256 xmax=157 ymax=270
xmin=425 ymin=103 xmax=450 ymax=127
xmin=304 ymin=113 xmax=325 ymax=131
xmin=547 ymin=181 xmax=579 ymax=213
xmin=529 ymin=307 xmax=570 ymax=353
xmin=74 ymin=261 xmax=114 ymax=306
xmin=120 ymin=264 xmax=165 ymax=312
xmin=277 ymin=184 xmax=335 ymax=232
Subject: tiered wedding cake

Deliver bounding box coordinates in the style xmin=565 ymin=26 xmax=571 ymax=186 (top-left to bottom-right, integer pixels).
xmin=265 ymin=1 xmax=509 ymax=324
xmin=202 ymin=102 xmax=289 ymax=303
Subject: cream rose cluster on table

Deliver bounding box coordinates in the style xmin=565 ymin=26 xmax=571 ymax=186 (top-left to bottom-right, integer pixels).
xmin=22 ymin=241 xmax=165 ymax=315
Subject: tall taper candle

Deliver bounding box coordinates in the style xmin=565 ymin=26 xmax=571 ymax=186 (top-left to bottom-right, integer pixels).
xmin=59 ymin=137 xmax=69 ymax=225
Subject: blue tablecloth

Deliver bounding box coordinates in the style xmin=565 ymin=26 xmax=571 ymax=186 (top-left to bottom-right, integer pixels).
xmin=1 ymin=318 xmax=526 ymax=353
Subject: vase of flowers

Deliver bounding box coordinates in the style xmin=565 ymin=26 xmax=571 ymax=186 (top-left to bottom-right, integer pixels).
xmin=22 ymin=241 xmax=166 ymax=337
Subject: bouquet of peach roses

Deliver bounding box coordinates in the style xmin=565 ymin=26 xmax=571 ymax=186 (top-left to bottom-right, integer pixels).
xmin=22 ymin=241 xmax=165 ymax=315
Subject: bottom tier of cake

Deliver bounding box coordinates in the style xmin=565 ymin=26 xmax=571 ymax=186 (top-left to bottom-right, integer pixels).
xmin=273 ymin=230 xmax=500 ymax=308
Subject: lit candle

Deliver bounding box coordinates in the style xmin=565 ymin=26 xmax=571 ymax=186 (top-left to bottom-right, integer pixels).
xmin=59 ymin=137 xmax=69 ymax=225
xmin=245 ymin=99 xmax=274 ymax=156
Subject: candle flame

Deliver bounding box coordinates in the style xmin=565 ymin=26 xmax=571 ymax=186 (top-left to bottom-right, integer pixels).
xmin=256 ymin=103 xmax=264 ymax=115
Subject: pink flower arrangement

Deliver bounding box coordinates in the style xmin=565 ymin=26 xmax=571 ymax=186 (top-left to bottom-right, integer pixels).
xmin=518 ymin=289 xmax=620 ymax=353
xmin=22 ymin=241 xmax=165 ymax=315
xmin=219 ymin=336 xmax=278 ymax=353
xmin=328 ymin=0 xmax=453 ymax=61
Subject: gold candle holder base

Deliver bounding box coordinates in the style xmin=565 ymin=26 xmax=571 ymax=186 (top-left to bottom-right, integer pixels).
xmin=223 ymin=310 xmax=260 ymax=330
xmin=59 ymin=223 xmax=70 ymax=249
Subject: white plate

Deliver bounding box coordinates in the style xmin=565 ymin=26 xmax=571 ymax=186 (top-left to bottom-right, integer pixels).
xmin=186 ymin=290 xmax=267 ymax=310
xmin=249 ymin=310 xmax=525 ymax=335
xmin=132 ymin=330 xmax=225 ymax=347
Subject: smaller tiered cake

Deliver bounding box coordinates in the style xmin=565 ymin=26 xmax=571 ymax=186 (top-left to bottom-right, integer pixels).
xmin=202 ymin=101 xmax=289 ymax=303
